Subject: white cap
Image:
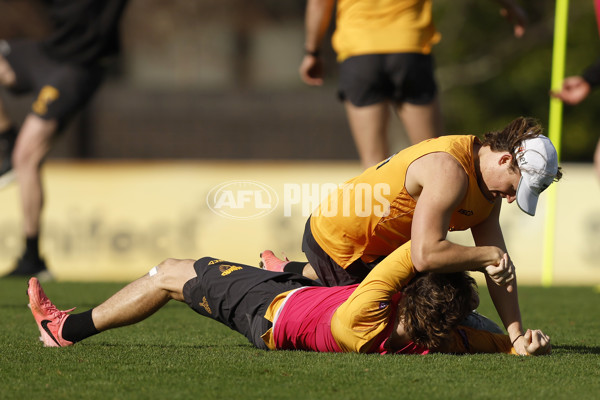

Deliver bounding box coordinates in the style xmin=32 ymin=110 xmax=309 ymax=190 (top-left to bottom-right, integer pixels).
xmin=515 ymin=135 xmax=559 ymax=216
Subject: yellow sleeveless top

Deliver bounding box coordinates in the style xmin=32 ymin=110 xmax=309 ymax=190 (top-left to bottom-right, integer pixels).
xmin=332 ymin=0 xmax=441 ymax=61
xmin=310 ymin=135 xmax=495 ymax=268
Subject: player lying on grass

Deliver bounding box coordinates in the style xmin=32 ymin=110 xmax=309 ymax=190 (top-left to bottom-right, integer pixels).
xmin=27 ymin=241 xmax=551 ymax=356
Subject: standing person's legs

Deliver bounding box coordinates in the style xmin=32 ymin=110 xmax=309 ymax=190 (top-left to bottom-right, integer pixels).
xmin=344 ymin=101 xmax=391 ymax=169
xmin=4 ymin=42 xmax=104 ymax=276
xmin=7 ymin=114 xmax=56 ymax=275
xmin=396 ymin=96 xmax=443 ymax=145
xmin=13 ymin=114 xmax=56 ymax=238
xmin=388 ymin=53 xmax=442 ymax=146
xmin=339 ymin=55 xmax=394 ymax=169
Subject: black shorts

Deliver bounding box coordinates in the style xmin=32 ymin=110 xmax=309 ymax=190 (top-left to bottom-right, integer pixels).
xmin=0 ymin=39 xmax=105 ymax=125
xmin=338 ymin=53 xmax=437 ymax=107
xmin=302 ymin=218 xmax=380 ymax=286
xmin=182 ymin=257 xmax=320 ymax=350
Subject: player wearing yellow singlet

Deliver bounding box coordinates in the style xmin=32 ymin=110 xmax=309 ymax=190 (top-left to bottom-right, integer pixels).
xmin=299 ymin=0 xmax=527 ymax=169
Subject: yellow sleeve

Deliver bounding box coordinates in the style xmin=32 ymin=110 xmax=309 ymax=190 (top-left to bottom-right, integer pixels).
xmin=441 ymin=325 xmax=516 ymax=354
xmin=331 ymin=241 xmax=416 ymax=352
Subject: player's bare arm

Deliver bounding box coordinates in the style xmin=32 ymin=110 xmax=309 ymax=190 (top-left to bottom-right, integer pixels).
xmin=471 ymin=200 xmax=515 ymax=288
xmin=471 ymin=206 xmax=528 ymax=352
xmin=408 ymin=152 xmax=504 ymax=273
xmin=299 ymin=0 xmax=335 ymax=85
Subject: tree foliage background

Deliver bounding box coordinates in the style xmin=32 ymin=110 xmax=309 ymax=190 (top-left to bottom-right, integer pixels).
xmin=431 ymin=0 xmax=599 ymax=162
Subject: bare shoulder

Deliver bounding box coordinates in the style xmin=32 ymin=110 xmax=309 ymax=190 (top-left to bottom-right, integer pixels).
xmin=406 ymin=152 xmax=468 ymax=199
xmin=410 ymin=152 xmax=467 ymax=183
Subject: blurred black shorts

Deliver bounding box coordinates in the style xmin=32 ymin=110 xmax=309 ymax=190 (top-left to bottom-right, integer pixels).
xmin=183 ymin=257 xmax=319 ymax=350
xmin=338 ymin=53 xmax=438 ymax=107
xmin=0 ymin=39 xmax=104 ymax=124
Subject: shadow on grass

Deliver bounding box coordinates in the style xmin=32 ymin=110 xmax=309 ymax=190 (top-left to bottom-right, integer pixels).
xmin=0 ymin=302 xmax=99 ymax=309
xmin=553 ymin=345 xmax=600 ymax=355
xmin=82 ymin=342 xmax=600 ymax=355
xmin=83 ymin=342 xmax=256 ymax=350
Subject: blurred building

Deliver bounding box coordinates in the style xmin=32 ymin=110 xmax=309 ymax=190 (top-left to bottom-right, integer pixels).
xmin=1 ymin=0 xmax=599 ymax=162
xmin=0 ymin=0 xmax=359 ymax=161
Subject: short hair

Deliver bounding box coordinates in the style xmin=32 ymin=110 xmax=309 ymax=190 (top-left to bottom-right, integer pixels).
xmin=399 ymin=272 xmax=476 ymax=350
xmin=481 ymin=116 xmax=562 ymax=182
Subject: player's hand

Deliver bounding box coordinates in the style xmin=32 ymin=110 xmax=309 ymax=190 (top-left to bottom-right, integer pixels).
xmin=484 ymin=253 xmax=515 ymax=293
xmin=498 ymin=1 xmax=527 ymax=38
xmin=550 ymin=76 xmax=591 ymax=105
xmin=513 ymin=329 xmax=552 ymax=356
xmin=299 ymin=54 xmax=324 ymax=86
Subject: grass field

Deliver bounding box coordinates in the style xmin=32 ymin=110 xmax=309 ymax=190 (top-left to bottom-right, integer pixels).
xmin=1 ymin=278 xmax=599 ymax=400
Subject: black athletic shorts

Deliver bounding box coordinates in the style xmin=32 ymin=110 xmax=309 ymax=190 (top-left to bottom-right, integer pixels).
xmin=302 ymin=218 xmax=382 ymax=287
xmin=338 ymin=53 xmax=437 ymax=107
xmin=0 ymin=39 xmax=105 ymax=125
xmin=182 ymin=257 xmax=320 ymax=350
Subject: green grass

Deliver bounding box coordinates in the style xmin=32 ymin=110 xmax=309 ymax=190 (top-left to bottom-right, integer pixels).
xmin=1 ymin=279 xmax=598 ymax=400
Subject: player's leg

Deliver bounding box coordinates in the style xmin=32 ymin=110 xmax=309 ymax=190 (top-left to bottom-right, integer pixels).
xmin=27 ymin=258 xmax=197 ymax=347
xmin=338 ymin=54 xmax=391 ymax=169
xmin=91 ymin=258 xmax=197 ymax=331
xmin=344 ymin=101 xmax=391 ymax=169
xmin=9 ymin=58 xmax=104 ymax=276
xmin=13 ymin=114 xmax=56 ymax=236
xmin=395 ymin=97 xmax=443 ymax=145
xmin=7 ymin=114 xmax=56 ymax=276
xmin=387 ymin=53 xmax=442 ymax=145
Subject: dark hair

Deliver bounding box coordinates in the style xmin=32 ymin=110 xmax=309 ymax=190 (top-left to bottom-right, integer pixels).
xmin=481 ymin=116 xmax=562 ymax=181
xmin=399 ymin=272 xmax=476 ymax=350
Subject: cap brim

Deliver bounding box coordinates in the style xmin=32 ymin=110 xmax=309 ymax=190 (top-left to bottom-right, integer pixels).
xmin=516 ymin=176 xmax=538 ymax=216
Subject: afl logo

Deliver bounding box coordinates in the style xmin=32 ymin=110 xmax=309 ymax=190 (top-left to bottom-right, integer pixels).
xmin=207 ymin=180 xmax=279 ymax=220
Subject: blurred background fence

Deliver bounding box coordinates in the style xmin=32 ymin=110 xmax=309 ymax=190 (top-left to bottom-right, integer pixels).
xmin=1 ymin=0 xmax=599 ymax=162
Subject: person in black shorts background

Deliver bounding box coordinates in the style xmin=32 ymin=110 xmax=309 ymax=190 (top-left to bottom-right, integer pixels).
xmin=0 ymin=0 xmax=130 ymax=277
xmin=298 ymin=0 xmax=527 ymax=169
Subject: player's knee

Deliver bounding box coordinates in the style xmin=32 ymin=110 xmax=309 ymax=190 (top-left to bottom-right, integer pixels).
xmin=150 ymin=258 xmax=196 ymax=295
xmin=11 ymin=141 xmax=44 ymax=171
xmin=152 ymin=258 xmax=184 ymax=279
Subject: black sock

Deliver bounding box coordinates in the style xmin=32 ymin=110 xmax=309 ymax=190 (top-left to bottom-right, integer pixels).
xmin=62 ymin=309 xmax=100 ymax=343
xmin=23 ymin=236 xmax=40 ymax=260
xmin=283 ymin=262 xmax=306 ymax=275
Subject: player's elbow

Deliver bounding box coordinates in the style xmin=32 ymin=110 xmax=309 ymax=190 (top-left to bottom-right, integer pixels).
xmin=411 ymin=246 xmax=437 ymax=272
